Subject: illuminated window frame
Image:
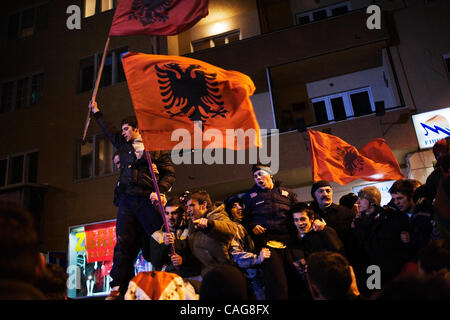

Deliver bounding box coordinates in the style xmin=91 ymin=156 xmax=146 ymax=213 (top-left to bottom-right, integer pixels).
xmin=84 ymin=0 xmax=116 ymax=18
xmin=191 ymin=29 xmax=241 ymax=53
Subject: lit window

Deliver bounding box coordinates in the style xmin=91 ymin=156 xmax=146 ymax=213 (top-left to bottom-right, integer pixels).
xmin=84 ymin=0 xmax=116 ymax=17
xmin=191 ymin=30 xmax=240 ymax=52
xmin=102 ymin=0 xmax=114 ymax=12
xmin=84 ymin=0 xmax=97 ymax=17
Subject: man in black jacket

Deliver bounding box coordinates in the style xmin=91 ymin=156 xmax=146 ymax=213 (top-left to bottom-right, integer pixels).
xmin=242 ymin=165 xmax=325 ymax=299
xmin=90 ymin=101 xmax=176 ymax=299
xmin=291 ymin=202 xmax=345 ymax=259
xmin=309 ymin=181 xmax=356 ymax=259
xmin=289 ymin=202 xmax=345 ymax=300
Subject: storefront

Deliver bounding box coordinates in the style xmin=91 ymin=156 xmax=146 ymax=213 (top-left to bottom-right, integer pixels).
xmin=67 ymin=219 xmax=152 ymax=299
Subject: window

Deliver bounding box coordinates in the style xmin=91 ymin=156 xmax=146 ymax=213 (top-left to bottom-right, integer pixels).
xmin=75 ymin=134 xmax=116 ymax=180
xmin=191 ymin=30 xmax=240 ymax=52
xmin=84 ymin=0 xmax=116 ymax=18
xmin=95 ymin=135 xmax=115 ymax=176
xmin=312 ymin=87 xmax=375 ymax=124
xmin=79 ymin=47 xmax=128 ymax=92
xmin=31 ymin=73 xmax=44 ymax=105
xmin=444 ymin=53 xmax=450 ymax=79
xmin=296 ymin=1 xmax=351 ymax=25
xmin=8 ymin=3 xmax=48 ymax=40
xmin=16 ymin=77 xmax=29 ymax=110
xmin=0 ymin=151 xmax=39 ymax=188
xmin=0 ymin=72 xmax=44 ymax=113
xmin=116 ymin=49 xmax=128 ymax=83
xmin=1 ymin=81 xmax=14 ymax=113
xmin=99 ymin=53 xmax=113 ymax=88
xmin=79 ymin=56 xmax=95 ymax=92
xmin=0 ymin=159 xmax=6 ymax=188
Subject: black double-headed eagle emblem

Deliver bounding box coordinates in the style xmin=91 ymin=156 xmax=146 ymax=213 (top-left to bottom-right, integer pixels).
xmin=129 ymin=0 xmax=172 ymax=26
xmin=155 ymin=63 xmax=227 ymax=122
xmin=337 ymin=146 xmax=364 ymax=176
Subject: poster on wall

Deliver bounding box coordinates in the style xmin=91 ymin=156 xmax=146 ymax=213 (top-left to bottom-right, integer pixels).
xmin=67 ymin=219 xmax=152 ymax=299
xmin=412 ymin=107 xmax=450 ymax=149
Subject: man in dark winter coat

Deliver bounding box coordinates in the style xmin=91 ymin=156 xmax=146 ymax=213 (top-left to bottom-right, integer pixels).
xmin=291 ymin=202 xmax=345 ymax=259
xmin=242 ymin=165 xmax=325 ymax=299
xmin=356 ymin=181 xmax=412 ymax=285
xmin=90 ymin=101 xmax=175 ymax=299
xmin=309 ymin=181 xmax=356 ymax=259
xmin=289 ymin=202 xmax=345 ymax=300
xmin=425 ymin=137 xmax=449 ymax=200
xmin=352 ymin=186 xmax=383 ymax=293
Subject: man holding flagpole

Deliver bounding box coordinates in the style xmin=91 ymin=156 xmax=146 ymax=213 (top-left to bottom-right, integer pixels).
xmin=89 ymin=101 xmax=176 ymax=300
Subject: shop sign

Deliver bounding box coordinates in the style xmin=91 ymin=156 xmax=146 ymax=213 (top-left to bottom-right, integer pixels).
xmin=412 ymin=107 xmax=450 ymax=149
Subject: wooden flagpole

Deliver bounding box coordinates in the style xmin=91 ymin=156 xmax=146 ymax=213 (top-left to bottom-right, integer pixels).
xmin=82 ymin=36 xmax=111 ymax=143
xmin=145 ymin=151 xmax=176 ymax=255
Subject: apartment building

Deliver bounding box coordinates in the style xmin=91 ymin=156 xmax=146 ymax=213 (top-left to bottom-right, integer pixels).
xmin=0 ymin=0 xmax=449 ymax=297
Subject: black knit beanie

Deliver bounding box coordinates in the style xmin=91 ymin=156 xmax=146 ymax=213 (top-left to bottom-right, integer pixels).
xmin=311 ymin=180 xmax=331 ymax=200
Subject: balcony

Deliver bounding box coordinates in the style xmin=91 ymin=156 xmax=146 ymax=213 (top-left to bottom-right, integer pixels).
xmin=185 ymin=8 xmax=391 ymax=92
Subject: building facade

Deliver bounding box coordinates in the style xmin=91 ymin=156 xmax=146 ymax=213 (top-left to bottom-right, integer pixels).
xmin=1 ymin=0 xmax=449 ymax=258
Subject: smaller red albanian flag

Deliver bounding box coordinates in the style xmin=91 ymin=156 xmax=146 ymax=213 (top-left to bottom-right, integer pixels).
xmin=308 ymin=129 xmax=404 ymax=185
xmin=109 ymin=0 xmax=209 ymax=36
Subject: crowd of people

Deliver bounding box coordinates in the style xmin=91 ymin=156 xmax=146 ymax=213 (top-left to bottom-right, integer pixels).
xmin=1 ymin=107 xmax=449 ymax=300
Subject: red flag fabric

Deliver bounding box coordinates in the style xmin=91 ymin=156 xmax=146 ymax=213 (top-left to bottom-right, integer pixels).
xmin=122 ymin=52 xmax=262 ymax=151
xmin=109 ymin=0 xmax=209 ymax=36
xmin=84 ymin=221 xmax=117 ymax=263
xmin=308 ymin=129 xmax=404 ymax=185
xmin=125 ymin=271 xmax=198 ymax=300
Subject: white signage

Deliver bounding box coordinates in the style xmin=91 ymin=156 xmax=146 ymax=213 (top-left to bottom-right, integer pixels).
xmin=353 ymin=180 xmax=395 ymax=207
xmin=412 ymin=107 xmax=450 ymax=149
